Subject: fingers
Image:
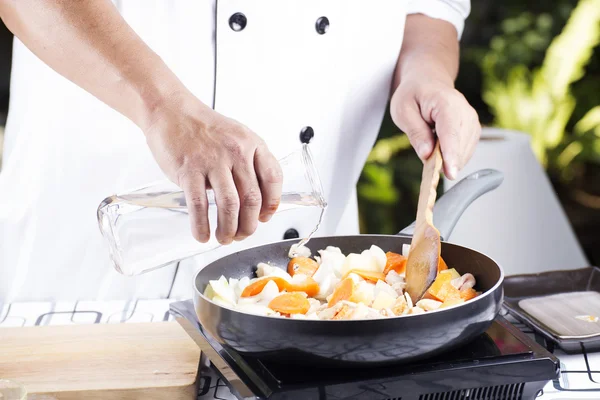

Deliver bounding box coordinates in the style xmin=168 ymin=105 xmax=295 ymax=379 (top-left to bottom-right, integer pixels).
xmin=434 ymin=95 xmax=481 ymax=179
xmin=465 ymin=110 xmax=482 ymax=166
xmin=254 ymin=144 xmax=283 ymax=223
xmin=391 ymin=95 xmax=436 ymax=161
xmin=232 ymin=160 xmax=262 ymax=241
xmin=180 ymin=171 xmax=210 ymax=243
xmin=432 ymin=102 xmax=463 ymax=179
xmin=208 ymin=168 xmax=240 ymax=245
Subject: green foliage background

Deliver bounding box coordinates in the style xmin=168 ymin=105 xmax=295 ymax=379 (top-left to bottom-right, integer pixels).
xmin=358 ymin=0 xmax=600 ymax=265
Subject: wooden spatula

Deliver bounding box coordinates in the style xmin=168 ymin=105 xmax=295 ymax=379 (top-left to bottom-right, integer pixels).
xmin=405 ymin=141 xmax=444 ymax=304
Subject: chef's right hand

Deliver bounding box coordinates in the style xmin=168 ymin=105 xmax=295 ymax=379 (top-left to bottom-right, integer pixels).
xmin=143 ymin=94 xmax=283 ymax=245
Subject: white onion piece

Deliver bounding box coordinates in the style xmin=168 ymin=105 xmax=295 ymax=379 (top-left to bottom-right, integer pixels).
xmin=236 ymin=303 xmax=275 ymax=316
xmin=374 ymin=280 xmax=398 ymax=299
xmin=369 ymin=245 xmax=387 ymax=272
xmin=233 ymin=276 xmax=251 ymax=299
xmin=208 ymin=276 xmax=236 ymax=305
xmin=256 ymin=263 xmax=292 ymax=281
xmin=213 ymin=295 xmax=234 ymax=308
xmin=289 ymin=244 xmax=311 ymax=258
xmin=416 ymin=299 xmax=443 ymax=311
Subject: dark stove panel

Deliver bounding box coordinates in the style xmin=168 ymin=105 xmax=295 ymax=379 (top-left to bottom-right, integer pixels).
xmin=169 ymin=301 xmax=559 ymax=400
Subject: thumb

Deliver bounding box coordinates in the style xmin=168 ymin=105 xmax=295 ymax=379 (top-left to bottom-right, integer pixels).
xmin=390 ymin=96 xmax=435 ymax=161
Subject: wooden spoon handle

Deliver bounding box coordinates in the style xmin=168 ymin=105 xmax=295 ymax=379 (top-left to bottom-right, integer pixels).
xmin=413 ymin=142 xmax=443 ymax=243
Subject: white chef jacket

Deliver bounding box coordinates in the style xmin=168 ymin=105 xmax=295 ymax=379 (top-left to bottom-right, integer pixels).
xmin=0 ymin=0 xmax=469 ymax=303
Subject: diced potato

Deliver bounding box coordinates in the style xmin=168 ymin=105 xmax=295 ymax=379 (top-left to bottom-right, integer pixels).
xmin=374 ymin=280 xmax=398 ymax=299
xmin=360 ymin=249 xmax=381 ymax=272
xmin=341 ymin=252 xmax=379 ymax=276
xmin=350 ymin=281 xmax=375 ymax=306
xmin=369 ymin=245 xmax=388 ymax=272
xmin=439 ymin=298 xmax=465 ymax=309
xmin=409 ymin=307 xmax=425 ymax=315
xmin=416 ymin=299 xmax=442 ymax=311
xmin=372 ymin=291 xmax=397 ymax=310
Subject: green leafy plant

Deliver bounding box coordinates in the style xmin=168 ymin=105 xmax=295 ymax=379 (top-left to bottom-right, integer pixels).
xmin=482 ymin=0 xmax=600 ymax=177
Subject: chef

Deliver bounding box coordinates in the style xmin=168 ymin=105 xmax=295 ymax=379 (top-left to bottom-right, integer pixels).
xmin=0 ymin=0 xmax=480 ymax=302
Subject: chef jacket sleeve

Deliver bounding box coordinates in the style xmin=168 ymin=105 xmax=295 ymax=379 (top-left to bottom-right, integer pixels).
xmin=406 ymin=0 xmax=470 ymax=40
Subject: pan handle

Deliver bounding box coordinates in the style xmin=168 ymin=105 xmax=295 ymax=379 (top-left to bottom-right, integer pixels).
xmin=398 ymin=169 xmax=503 ymax=241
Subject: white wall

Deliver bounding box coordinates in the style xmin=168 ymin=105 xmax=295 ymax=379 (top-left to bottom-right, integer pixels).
xmin=443 ymin=128 xmax=589 ymax=276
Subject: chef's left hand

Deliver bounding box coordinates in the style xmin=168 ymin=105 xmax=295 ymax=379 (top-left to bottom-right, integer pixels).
xmin=389 ymin=15 xmax=481 ymax=180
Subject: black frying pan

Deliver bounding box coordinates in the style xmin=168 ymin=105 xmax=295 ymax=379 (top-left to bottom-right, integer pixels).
xmin=193 ymin=169 xmax=505 ymax=366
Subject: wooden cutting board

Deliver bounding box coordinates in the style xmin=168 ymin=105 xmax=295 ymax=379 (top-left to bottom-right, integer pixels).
xmin=0 ymin=322 xmax=200 ymax=400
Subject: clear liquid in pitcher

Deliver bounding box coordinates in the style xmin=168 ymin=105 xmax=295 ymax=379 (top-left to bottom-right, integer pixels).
xmin=98 ymin=144 xmax=326 ymax=276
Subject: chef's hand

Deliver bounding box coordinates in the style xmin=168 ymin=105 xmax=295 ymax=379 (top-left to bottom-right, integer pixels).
xmin=144 ymin=95 xmax=283 ymax=245
xmin=390 ymin=14 xmax=481 ymax=180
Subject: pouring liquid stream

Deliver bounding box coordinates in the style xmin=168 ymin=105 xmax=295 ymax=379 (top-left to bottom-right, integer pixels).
xmin=291 ymin=205 xmax=327 ymax=256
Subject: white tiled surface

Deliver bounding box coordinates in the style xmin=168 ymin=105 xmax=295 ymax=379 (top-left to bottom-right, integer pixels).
xmin=1 ymin=301 xmax=600 ymax=399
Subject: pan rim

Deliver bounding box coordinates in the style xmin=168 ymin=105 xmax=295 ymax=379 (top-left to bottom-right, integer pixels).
xmin=193 ymin=235 xmax=505 ymax=323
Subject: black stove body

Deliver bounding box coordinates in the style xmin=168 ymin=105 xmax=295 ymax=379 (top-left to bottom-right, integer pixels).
xmin=170 ymin=301 xmax=559 ymax=400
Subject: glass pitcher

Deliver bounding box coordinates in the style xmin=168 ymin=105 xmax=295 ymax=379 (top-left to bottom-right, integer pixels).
xmin=97 ymin=144 xmax=326 ymax=276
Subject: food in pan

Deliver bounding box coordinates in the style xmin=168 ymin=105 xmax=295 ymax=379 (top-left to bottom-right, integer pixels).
xmin=203 ymin=244 xmax=481 ymax=320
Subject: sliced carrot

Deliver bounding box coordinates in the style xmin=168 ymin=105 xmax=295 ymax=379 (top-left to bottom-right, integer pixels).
xmin=434 ymin=281 xmax=462 ymax=302
xmin=459 ymin=287 xmax=478 ymax=301
xmin=438 ymin=256 xmax=448 ymax=273
xmin=383 ymin=252 xmax=407 ymax=275
xmin=286 ymin=276 xmax=320 ymax=297
xmin=241 ymin=277 xmax=287 ymax=297
xmin=332 ymin=304 xmax=355 ymax=320
xmin=328 ymin=278 xmax=355 ymax=308
xmin=288 ymin=257 xmax=319 ymax=277
xmin=426 ymin=270 xmax=461 ymax=302
xmin=342 ymin=269 xmax=386 ymax=283
xmin=268 ymin=293 xmax=310 ymax=315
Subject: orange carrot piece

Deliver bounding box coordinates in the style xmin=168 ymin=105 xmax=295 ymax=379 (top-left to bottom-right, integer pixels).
xmin=332 ymin=304 xmax=355 ymax=320
xmin=241 ymin=277 xmax=287 ymax=297
xmin=430 ymin=281 xmax=462 ymax=303
xmin=426 ymin=271 xmax=461 ymax=302
xmin=438 ymin=256 xmax=448 ymax=273
xmin=383 ymin=252 xmax=407 ymax=275
xmin=288 ymin=257 xmax=319 ymax=277
xmin=286 ymin=277 xmax=320 ymax=297
xmin=268 ymin=293 xmax=310 ymax=315
xmin=459 ymin=287 xmax=478 ymax=301
xmin=342 ymin=269 xmax=386 ymax=283
xmin=328 ymin=278 xmax=354 ymax=308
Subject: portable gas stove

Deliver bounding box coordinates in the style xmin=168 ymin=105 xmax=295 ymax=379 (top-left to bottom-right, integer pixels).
xmin=170 ymin=300 xmax=560 ymax=400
